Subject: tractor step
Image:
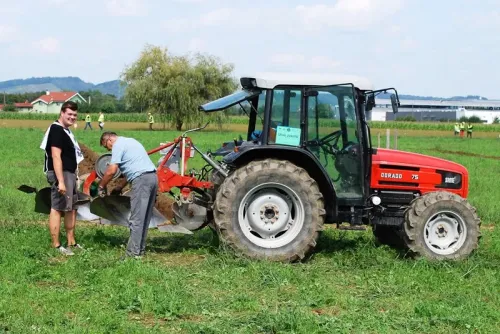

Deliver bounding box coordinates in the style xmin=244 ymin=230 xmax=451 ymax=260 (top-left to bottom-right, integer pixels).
xmin=337 ymin=225 xmax=366 ymax=231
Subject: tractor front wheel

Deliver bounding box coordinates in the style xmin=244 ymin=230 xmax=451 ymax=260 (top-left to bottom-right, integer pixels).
xmin=213 ymin=159 xmax=325 ymax=262
xmin=403 ymin=191 xmax=481 ymax=260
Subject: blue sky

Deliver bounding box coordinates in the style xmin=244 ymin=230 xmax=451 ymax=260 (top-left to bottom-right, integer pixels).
xmin=1 ymin=0 xmax=500 ymax=98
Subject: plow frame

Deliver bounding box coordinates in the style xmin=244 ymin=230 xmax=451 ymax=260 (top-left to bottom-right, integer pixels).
xmin=82 ymin=123 xmax=228 ymax=200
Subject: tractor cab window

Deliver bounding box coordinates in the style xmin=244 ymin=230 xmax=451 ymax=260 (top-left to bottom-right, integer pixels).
xmin=305 ymin=85 xmax=363 ymax=201
xmin=242 ymin=91 xmax=267 ymax=141
xmin=268 ymin=88 xmax=302 ymax=145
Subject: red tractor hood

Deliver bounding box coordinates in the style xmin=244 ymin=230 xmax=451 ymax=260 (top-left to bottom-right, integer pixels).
xmin=371 ymin=148 xmax=469 ymax=198
xmin=373 ymin=148 xmax=467 ymax=174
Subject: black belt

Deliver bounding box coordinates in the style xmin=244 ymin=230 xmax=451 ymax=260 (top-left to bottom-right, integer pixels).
xmin=141 ymin=170 xmax=156 ymax=176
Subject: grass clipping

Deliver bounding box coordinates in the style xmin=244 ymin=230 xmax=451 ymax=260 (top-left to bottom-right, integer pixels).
xmin=79 ymin=143 xmax=174 ymax=220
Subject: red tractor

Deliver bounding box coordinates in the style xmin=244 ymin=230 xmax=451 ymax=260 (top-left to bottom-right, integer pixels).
xmin=30 ymin=75 xmax=480 ymax=262
xmin=192 ymin=75 xmax=480 ymax=261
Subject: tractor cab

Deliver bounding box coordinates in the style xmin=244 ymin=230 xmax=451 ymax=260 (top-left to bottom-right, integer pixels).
xmin=200 ymin=74 xmax=399 ymax=212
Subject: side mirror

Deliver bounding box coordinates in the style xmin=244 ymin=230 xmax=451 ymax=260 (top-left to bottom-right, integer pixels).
xmin=366 ymin=94 xmax=375 ymax=111
xmin=390 ymin=94 xmax=399 ymax=113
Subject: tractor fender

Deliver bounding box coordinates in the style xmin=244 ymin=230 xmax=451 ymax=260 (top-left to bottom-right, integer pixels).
xmin=223 ymin=145 xmax=337 ymax=221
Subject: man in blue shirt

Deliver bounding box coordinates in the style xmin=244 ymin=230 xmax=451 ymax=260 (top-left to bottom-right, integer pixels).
xmin=98 ymin=132 xmax=158 ymax=259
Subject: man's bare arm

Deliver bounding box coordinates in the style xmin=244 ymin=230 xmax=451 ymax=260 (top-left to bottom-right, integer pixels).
xmin=98 ymin=163 xmax=119 ymax=188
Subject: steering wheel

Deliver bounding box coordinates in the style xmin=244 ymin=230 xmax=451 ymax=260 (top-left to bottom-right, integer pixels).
xmin=318 ymin=130 xmax=342 ymax=155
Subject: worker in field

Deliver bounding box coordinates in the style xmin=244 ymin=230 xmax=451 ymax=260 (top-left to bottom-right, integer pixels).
xmin=98 ymin=112 xmax=105 ymax=131
xmin=467 ymin=122 xmax=473 ymax=138
xmin=40 ymin=101 xmax=85 ymax=256
xmin=148 ymin=112 xmax=154 ymax=131
xmin=97 ymin=131 xmax=158 ymax=260
xmin=454 ymin=122 xmax=459 ymax=136
xmin=84 ymin=113 xmax=93 ymax=130
xmin=459 ymin=121 xmax=465 ymax=138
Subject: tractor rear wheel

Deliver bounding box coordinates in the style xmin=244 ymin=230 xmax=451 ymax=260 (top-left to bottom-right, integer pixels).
xmin=403 ymin=191 xmax=481 ymax=260
xmin=213 ymin=159 xmax=325 ymax=262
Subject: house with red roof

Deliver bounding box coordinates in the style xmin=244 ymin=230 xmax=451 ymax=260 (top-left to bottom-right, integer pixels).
xmin=31 ymin=91 xmax=87 ymax=113
xmin=0 ymin=101 xmax=33 ymax=112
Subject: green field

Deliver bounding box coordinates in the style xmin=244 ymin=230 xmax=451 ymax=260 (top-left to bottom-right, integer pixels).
xmin=0 ymin=127 xmax=499 ymax=333
xmin=2 ymin=111 xmax=500 ymax=133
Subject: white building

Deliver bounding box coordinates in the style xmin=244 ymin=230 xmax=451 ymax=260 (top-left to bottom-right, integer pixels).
xmin=373 ymin=98 xmax=500 ymax=123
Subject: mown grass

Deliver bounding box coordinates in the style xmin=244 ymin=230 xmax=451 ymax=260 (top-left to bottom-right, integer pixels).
xmin=0 ymin=127 xmax=499 ymax=333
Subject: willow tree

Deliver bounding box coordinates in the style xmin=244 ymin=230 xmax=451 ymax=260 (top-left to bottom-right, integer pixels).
xmin=121 ymin=45 xmax=237 ymax=130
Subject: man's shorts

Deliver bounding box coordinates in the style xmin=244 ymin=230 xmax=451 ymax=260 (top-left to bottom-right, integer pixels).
xmin=46 ymin=171 xmax=77 ymax=212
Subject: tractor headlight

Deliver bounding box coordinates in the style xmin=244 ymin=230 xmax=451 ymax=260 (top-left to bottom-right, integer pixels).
xmin=437 ymin=171 xmax=462 ymax=189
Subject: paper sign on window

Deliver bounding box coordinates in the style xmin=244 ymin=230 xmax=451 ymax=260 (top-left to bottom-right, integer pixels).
xmin=275 ymin=126 xmax=301 ymax=146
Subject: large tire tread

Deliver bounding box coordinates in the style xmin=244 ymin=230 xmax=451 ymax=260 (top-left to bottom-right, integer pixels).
xmin=403 ymin=191 xmax=481 ymax=261
xmin=213 ymin=159 xmax=325 ymax=262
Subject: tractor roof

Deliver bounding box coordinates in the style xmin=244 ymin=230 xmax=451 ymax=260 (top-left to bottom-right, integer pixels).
xmin=241 ymin=73 xmax=374 ymax=91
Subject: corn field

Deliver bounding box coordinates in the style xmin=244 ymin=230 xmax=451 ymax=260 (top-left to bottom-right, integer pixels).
xmin=2 ymin=112 xmax=500 ymax=132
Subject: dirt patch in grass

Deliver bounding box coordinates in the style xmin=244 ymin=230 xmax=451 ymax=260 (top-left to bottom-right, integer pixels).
xmin=312 ymin=306 xmax=341 ymax=316
xmin=432 ymin=148 xmax=500 ymax=160
xmin=481 ymin=224 xmax=496 ymax=231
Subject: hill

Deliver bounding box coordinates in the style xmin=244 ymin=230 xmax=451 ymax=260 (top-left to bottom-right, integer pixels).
xmin=0 ymin=76 xmax=489 ymax=101
xmin=0 ymin=77 xmax=124 ymax=98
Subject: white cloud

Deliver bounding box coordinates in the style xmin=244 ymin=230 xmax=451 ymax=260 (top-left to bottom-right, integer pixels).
xmin=0 ymin=25 xmax=18 ymax=43
xmin=453 ymin=10 xmax=500 ymax=30
xmin=310 ymin=56 xmax=341 ymax=70
xmin=173 ymin=0 xmax=207 ymax=3
xmin=48 ymin=0 xmax=70 ymax=5
xmin=295 ymin=0 xmax=404 ymax=31
xmin=162 ymin=18 xmax=195 ymax=33
xmin=270 ymin=53 xmax=341 ymax=71
xmin=271 ymin=53 xmax=306 ymax=66
xmin=389 ymin=25 xmax=402 ymax=34
xmin=162 ymin=1 xmax=404 ymax=36
xmin=401 ymin=37 xmax=418 ymax=51
xmin=106 ymin=0 xmax=147 ymax=17
xmin=33 ymin=37 xmax=61 ymax=54
xmin=199 ymin=8 xmax=235 ymax=26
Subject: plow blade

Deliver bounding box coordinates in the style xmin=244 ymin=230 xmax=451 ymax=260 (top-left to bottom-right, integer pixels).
xmin=76 ymin=203 xmax=101 ymax=221
xmin=172 ymin=202 xmax=207 ymax=231
xmin=90 ymin=195 xmax=191 ymax=233
xmin=157 ymin=223 xmax=193 ymax=234
xmin=18 ymin=185 xmax=92 ymax=216
xmin=34 ymin=187 xmax=52 ymax=214
xmin=18 ymin=185 xmax=37 ymax=194
xmin=90 ymin=195 xmax=131 ymax=224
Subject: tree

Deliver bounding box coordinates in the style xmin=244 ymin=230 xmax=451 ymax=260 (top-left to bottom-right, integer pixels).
xmin=121 ymin=45 xmax=237 ymax=130
xmin=2 ymin=103 xmax=16 ymax=112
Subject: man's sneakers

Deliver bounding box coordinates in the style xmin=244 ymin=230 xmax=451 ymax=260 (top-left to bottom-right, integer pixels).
xmin=119 ymin=254 xmax=142 ymax=262
xmin=67 ymin=243 xmax=85 ymax=251
xmin=56 ymin=245 xmax=74 ymax=256
xmin=54 ymin=243 xmax=84 ymax=256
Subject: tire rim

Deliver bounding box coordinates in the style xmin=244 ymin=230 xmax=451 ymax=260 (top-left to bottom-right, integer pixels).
xmin=424 ymin=210 xmax=467 ymax=255
xmin=238 ymin=182 xmax=304 ymax=249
